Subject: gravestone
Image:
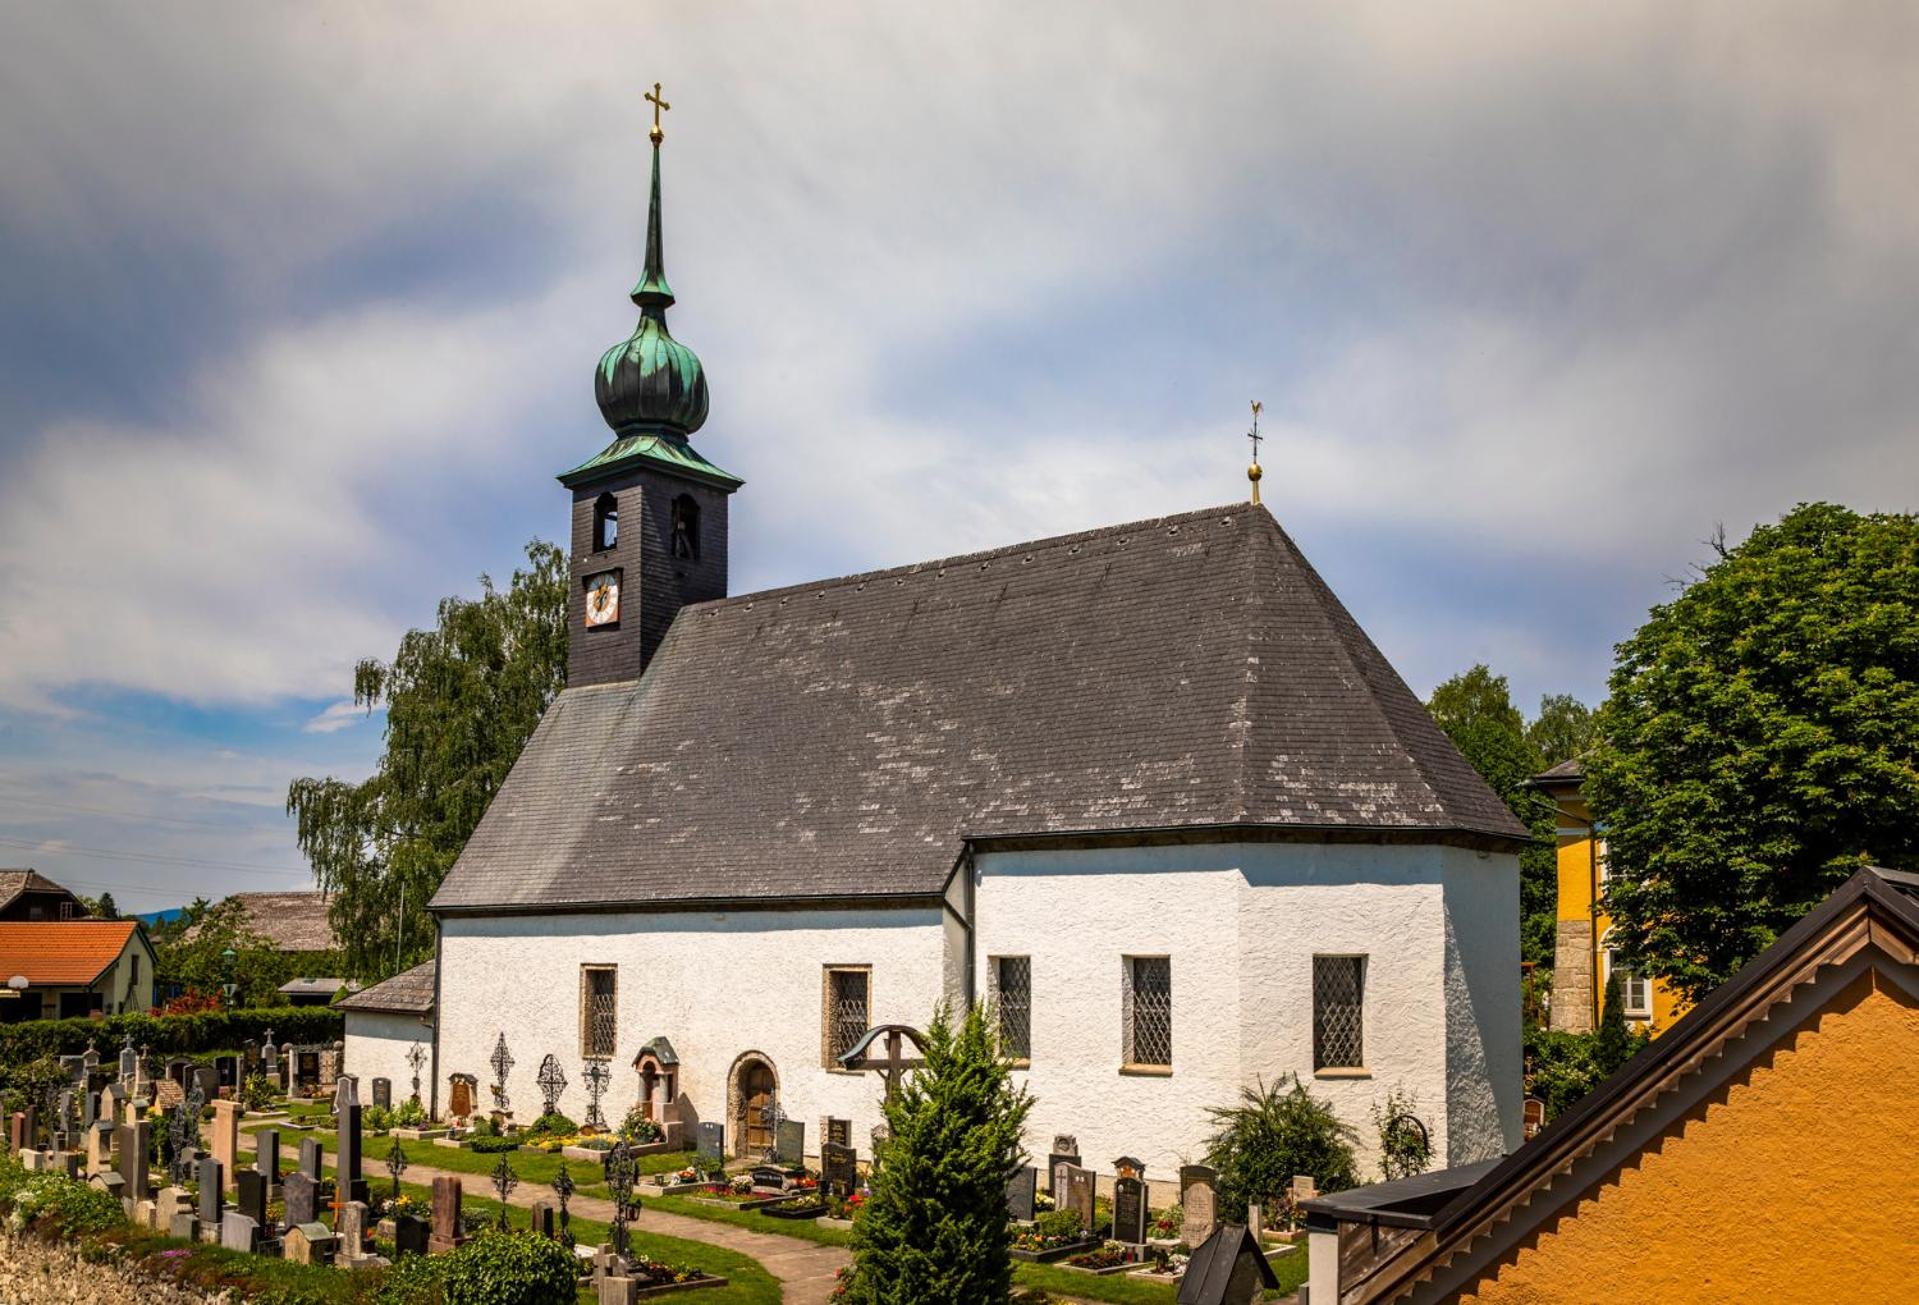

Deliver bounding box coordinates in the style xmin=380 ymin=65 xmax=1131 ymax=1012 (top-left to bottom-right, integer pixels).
xmin=448 ymin=1074 xmax=475 ymax=1121
xmin=299 ymin=1136 xmax=324 ymax=1182
xmin=115 ymin=1118 xmax=150 ymax=1202
xmin=1179 ymin=1164 xmax=1219 ymax=1250
xmin=236 ymin=1168 xmax=268 ymax=1229
xmin=775 ymin=1117 xmax=805 ymax=1166
xmin=696 ymin=1121 xmax=724 ymax=1164
xmin=1289 ymin=1173 xmax=1318 ymax=1204
xmin=1113 ymin=1174 xmax=1149 ymax=1245
xmin=429 ymin=1176 xmax=467 ymax=1253
xmin=1063 ymin=1164 xmax=1096 ymax=1237
xmin=336 ymin=1075 xmax=368 ymax=1202
xmin=210 ymin=1100 xmax=242 ymax=1189
xmin=1005 ymin=1164 xmax=1037 ymax=1222
xmin=198 ymin=1157 xmax=224 ymax=1229
xmin=216 ymin=1055 xmax=238 ymax=1091
xmin=256 ymin=1127 xmax=281 ymax=1187
xmin=338 ymin=1199 xmax=372 ymax=1263
xmin=822 ymin=1141 xmax=858 ymax=1198
xmin=285 ymin=1221 xmax=337 ymax=1266
xmin=1047 ymin=1136 xmax=1082 ymax=1198
xmin=168 ymin=1209 xmax=198 ymax=1242
xmin=221 ymin=1210 xmax=259 ymax=1254
xmin=86 ymin=1119 xmax=112 ymax=1174
xmin=119 ymin=1039 xmax=138 ymax=1086
xmin=7 ymin=1112 xmax=24 ymax=1153
xmin=393 ymin=1212 xmax=429 ymax=1258
xmin=193 ymin=1066 xmax=218 ymax=1102
xmin=167 ymin=1058 xmax=190 ymax=1089
xmin=371 ymin=1077 xmax=391 ymax=1110
xmin=1523 ymin=1097 xmax=1545 ymax=1140
xmin=750 ymin=1164 xmax=789 ymax=1190
xmin=284 ymin=1171 xmax=319 ymax=1227
xmin=528 ymin=1199 xmax=556 ymax=1239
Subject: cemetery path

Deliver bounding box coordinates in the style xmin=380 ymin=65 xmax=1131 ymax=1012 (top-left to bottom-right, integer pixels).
xmin=234 ymin=1133 xmax=849 ymax=1304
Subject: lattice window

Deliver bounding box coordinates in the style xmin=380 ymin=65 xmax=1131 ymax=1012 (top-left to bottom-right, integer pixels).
xmin=825 ymin=967 xmax=869 ymax=1066
xmin=1124 ymin=956 xmax=1172 ymax=1068
xmin=581 ymin=966 xmax=617 ymax=1059
xmin=989 ymin=956 xmax=1032 ymax=1061
xmin=1313 ymin=955 xmax=1365 ymax=1070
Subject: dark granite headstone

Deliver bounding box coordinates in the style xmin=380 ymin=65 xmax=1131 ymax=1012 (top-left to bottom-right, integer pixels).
xmin=822 ymin=1142 xmax=858 ymax=1198
xmin=216 ymin=1055 xmax=238 ymax=1089
xmin=775 ymin=1118 xmax=804 ymax=1166
xmin=1005 ymin=1164 xmax=1037 ymax=1222
xmin=371 ymin=1077 xmax=391 ymax=1109
xmin=256 ymin=1127 xmax=281 ymax=1186
xmin=393 ymin=1212 xmax=429 ymax=1258
xmin=193 ymin=1066 xmax=218 ymax=1101
xmin=1047 ymin=1144 xmax=1082 ymax=1197
xmin=750 ymin=1164 xmax=789 ymax=1190
xmin=197 ymin=1156 xmax=225 ymax=1228
xmin=1113 ymin=1175 xmax=1148 ymax=1245
xmin=528 ymin=1199 xmax=556 ymax=1238
xmin=696 ymin=1121 xmax=723 ymax=1163
xmin=283 ymin=1171 xmax=318 ymax=1227
xmin=300 ymin=1136 xmax=323 ymax=1182
xmin=335 ymin=1076 xmax=363 ymax=1197
xmin=236 ymin=1168 xmax=268 ymax=1228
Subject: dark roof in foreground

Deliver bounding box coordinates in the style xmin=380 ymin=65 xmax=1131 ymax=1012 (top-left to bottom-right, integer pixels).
xmin=1305 ymin=866 xmax=1919 ymax=1303
xmin=336 ymin=961 xmax=436 ymax=1016
xmin=432 ymin=504 xmax=1528 ymax=912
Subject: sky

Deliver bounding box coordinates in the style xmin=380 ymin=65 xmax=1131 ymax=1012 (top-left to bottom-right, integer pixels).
xmin=2 ymin=3 xmax=1916 ymax=914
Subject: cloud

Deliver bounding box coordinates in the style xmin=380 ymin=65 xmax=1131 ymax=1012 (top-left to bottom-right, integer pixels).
xmin=302 ymin=700 xmax=377 ymax=735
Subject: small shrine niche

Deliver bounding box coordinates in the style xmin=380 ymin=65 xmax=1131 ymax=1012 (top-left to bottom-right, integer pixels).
xmin=632 ymin=1038 xmax=679 ymax=1121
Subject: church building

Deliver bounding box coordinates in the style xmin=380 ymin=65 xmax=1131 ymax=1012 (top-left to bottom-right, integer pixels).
xmin=427 ymin=105 xmax=1530 ymax=1180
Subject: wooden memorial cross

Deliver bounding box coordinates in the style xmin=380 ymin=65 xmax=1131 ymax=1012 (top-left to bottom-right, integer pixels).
xmin=836 ymin=1024 xmax=927 ymax=1101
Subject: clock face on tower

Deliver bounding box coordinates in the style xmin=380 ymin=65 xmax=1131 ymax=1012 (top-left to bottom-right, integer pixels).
xmin=584 ymin=571 xmax=621 ymax=628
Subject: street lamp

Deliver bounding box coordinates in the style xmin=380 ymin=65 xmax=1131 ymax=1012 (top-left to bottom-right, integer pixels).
xmin=220 ymin=947 xmax=239 ymax=1008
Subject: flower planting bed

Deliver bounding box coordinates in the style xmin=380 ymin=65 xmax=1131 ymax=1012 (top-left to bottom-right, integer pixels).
xmin=392 ymin=1127 xmax=447 ymax=1141
xmin=1009 ymin=1237 xmax=1104 ymax=1264
xmin=1061 ymin=1243 xmax=1153 ymax=1275
xmin=758 ymin=1196 xmax=828 ymax=1220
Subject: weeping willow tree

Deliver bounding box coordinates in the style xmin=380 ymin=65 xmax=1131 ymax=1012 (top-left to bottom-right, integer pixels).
xmin=288 ymin=541 xmax=567 ymax=983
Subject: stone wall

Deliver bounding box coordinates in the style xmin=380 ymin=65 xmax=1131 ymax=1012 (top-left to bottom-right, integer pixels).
xmin=1551 ymin=917 xmax=1596 ymax=1033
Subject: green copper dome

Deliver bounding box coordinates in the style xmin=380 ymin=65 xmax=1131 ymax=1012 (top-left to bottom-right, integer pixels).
xmin=595 ymin=141 xmax=709 ymax=436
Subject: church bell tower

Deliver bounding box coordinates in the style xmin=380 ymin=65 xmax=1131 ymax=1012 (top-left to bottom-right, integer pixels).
xmin=560 ymin=85 xmax=742 ymax=688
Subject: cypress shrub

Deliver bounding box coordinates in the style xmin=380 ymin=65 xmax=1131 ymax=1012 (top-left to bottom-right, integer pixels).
xmin=847 ymin=1002 xmax=1033 ymax=1304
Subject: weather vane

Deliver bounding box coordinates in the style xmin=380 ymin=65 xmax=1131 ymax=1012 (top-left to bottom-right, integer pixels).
xmin=646 ymin=81 xmax=671 ymax=145
xmin=1247 ymin=400 xmax=1265 ymax=506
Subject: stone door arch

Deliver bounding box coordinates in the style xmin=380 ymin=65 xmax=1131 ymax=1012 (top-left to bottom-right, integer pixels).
xmin=726 ymin=1051 xmax=779 ymax=1160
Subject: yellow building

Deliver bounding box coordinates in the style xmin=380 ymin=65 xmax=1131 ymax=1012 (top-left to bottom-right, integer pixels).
xmin=1530 ymin=758 xmax=1682 ymax=1035
xmin=1303 ymin=866 xmax=1919 ymax=1304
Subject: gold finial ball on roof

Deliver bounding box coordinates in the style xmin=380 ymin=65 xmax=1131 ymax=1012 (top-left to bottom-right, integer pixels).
xmin=1248 ymin=463 xmax=1263 ymax=482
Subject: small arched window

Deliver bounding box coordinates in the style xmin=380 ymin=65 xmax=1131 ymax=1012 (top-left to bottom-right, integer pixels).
xmin=593 ymin=493 xmax=619 ymax=551
xmin=671 ymin=493 xmax=701 ymax=561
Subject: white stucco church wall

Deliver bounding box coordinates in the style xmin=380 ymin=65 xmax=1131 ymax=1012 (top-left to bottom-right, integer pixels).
xmin=344 ymin=1009 xmax=434 ymax=1104
xmin=437 ymin=906 xmax=948 ymax=1154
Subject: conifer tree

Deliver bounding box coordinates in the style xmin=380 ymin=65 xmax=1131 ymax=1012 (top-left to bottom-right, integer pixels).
xmin=847 ymin=1002 xmax=1032 ymax=1304
xmin=1594 ymin=967 xmax=1634 ymax=1075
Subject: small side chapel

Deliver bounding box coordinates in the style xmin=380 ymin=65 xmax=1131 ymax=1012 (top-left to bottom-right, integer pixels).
xmin=426 ymin=96 xmax=1530 ymax=1182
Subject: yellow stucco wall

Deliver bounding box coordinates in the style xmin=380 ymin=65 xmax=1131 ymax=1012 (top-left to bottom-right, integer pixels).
xmin=1459 ymin=968 xmax=1919 ymax=1304
xmin=1550 ymin=791 xmax=1682 ymax=1035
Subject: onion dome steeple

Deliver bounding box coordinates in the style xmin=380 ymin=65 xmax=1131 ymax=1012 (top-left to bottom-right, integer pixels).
xmin=594 ymin=86 xmax=709 ymax=438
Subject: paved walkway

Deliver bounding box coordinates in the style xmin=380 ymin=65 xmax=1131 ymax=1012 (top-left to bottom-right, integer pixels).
xmin=236 ymin=1132 xmax=848 ymax=1303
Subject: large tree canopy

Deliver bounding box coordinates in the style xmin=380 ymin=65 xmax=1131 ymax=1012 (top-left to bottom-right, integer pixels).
xmin=287 ymin=541 xmax=567 ymax=983
xmin=1427 ymin=665 xmax=1592 ymax=967
xmin=1589 ymin=503 xmax=1919 ymax=1000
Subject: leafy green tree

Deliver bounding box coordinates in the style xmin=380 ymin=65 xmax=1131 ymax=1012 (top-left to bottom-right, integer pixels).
xmin=849 ymin=1002 xmax=1033 ymax=1304
xmin=1203 ymin=1075 xmax=1359 ymax=1219
xmin=288 ymin=542 xmax=567 ymax=983
xmin=1427 ymin=666 xmax=1561 ymax=966
xmin=1526 ymin=694 xmax=1595 ymax=770
xmin=1589 ymin=503 xmax=1919 ymax=999
xmin=151 ymin=898 xmax=292 ymax=1008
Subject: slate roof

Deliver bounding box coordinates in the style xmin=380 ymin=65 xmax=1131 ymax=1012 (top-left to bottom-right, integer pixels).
xmin=1529 ymin=756 xmax=1586 ymax=785
xmin=0 ymin=870 xmax=80 ymax=913
xmin=432 ymin=503 xmax=1528 ymax=912
xmin=336 ymin=961 xmax=436 ymax=1016
xmin=189 ymin=892 xmax=338 ymax=953
xmin=0 ymin=920 xmax=143 ymax=985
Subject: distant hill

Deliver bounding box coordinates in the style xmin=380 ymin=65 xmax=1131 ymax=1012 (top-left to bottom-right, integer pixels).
xmin=134 ymin=907 xmax=186 ymax=927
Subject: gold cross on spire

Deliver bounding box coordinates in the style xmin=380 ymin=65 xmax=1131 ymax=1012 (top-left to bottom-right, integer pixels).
xmin=646 ymin=81 xmax=671 ymax=144
xmin=1247 ymin=400 xmax=1265 ymax=506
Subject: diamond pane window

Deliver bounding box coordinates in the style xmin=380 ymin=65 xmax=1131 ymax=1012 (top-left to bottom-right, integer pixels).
xmin=991 ymin=956 xmax=1032 ymax=1061
xmin=827 ymin=968 xmax=869 ymax=1065
xmin=582 ymin=966 xmax=617 ymax=1060
xmin=1313 ymin=955 xmax=1365 ymax=1070
xmin=1125 ymin=956 xmax=1172 ymax=1068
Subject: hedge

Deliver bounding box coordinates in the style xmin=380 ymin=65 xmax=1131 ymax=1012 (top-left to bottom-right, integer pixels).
xmin=0 ymin=1006 xmax=343 ymax=1063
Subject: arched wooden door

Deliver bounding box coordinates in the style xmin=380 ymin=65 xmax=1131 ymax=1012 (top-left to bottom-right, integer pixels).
xmin=741 ymin=1061 xmax=776 ymax=1156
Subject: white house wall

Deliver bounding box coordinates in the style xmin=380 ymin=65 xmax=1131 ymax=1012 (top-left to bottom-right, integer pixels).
xmin=344 ymin=1009 xmax=434 ymax=1104
xmin=972 ymin=841 xmax=1520 ymax=1180
xmin=437 ymin=907 xmax=947 ymax=1152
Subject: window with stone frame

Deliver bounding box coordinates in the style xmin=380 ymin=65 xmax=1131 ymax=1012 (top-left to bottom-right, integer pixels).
xmin=1313 ymin=954 xmax=1366 ymax=1071
xmin=989 ymin=955 xmax=1033 ymax=1062
xmin=1122 ymin=955 xmax=1172 ymax=1068
xmin=580 ymin=965 xmax=618 ymax=1059
xmin=823 ymin=965 xmax=870 ymax=1068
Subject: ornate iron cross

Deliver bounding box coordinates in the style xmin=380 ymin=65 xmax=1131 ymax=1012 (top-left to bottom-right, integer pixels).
xmin=603 ymin=1140 xmax=639 ymax=1258
xmin=490 ymin=1151 xmax=518 ymax=1230
xmin=582 ymin=1059 xmax=610 ymax=1132
xmin=170 ymin=1075 xmax=205 ymax=1184
xmin=406 ymin=1042 xmax=427 ymax=1102
xmin=553 ymin=1159 xmax=576 ymax=1248
xmin=386 ymin=1133 xmax=409 ymax=1201
xmin=536 ymin=1054 xmax=567 ymax=1116
xmin=489 ymin=1033 xmax=514 ymax=1111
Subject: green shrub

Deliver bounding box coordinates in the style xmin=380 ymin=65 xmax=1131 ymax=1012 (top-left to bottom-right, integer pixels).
xmin=6 ymin=1169 xmax=124 ymax=1237
xmin=374 ymin=1250 xmax=448 ymax=1304
xmin=0 ymin=1008 xmax=342 ymax=1063
xmin=468 ymin=1115 xmax=498 ymax=1139
xmin=438 ymin=1230 xmax=579 ymax=1305
xmin=364 ymin=1104 xmax=395 ymax=1133
xmin=1525 ymin=1021 xmax=1650 ymax=1121
xmin=616 ymin=1105 xmax=663 ymax=1143
xmin=240 ymin=1072 xmax=278 ymax=1112
xmin=394 ymin=1097 xmax=428 ymax=1128
xmin=527 ymin=1111 xmax=576 ymax=1137
xmin=467 ymin=1135 xmax=520 ymax=1154
xmin=1033 ymin=1208 xmax=1083 ymax=1241
xmin=1203 ymin=1075 xmax=1359 ymax=1220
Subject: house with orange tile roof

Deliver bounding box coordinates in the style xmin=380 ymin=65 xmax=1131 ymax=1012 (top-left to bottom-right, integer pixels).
xmin=0 ymin=916 xmax=156 ymax=1022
